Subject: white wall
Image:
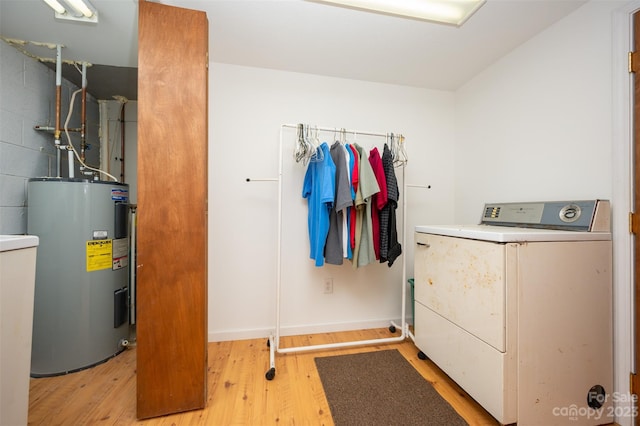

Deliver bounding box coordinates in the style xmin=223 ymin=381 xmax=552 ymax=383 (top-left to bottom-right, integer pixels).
xmin=455 ymin=1 xmax=632 ymax=424
xmin=455 ymin=1 xmax=618 ymax=223
xmin=209 ymin=64 xmax=456 ymax=341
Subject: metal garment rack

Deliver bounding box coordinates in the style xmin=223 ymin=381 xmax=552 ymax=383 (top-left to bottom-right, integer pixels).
xmin=250 ymin=123 xmax=425 ymax=380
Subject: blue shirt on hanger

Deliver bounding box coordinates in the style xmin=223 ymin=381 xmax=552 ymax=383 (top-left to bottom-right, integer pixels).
xmin=302 ymin=142 xmax=336 ymax=267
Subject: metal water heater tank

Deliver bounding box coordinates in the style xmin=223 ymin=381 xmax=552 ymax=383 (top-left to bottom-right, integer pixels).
xmin=27 ymin=178 xmax=130 ymax=376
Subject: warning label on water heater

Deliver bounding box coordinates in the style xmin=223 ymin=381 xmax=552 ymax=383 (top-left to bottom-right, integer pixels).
xmin=112 ymin=238 xmax=129 ymax=270
xmin=86 ymin=239 xmax=113 ymax=272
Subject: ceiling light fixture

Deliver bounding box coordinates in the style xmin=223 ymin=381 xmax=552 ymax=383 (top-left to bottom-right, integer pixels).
xmin=310 ymin=0 xmax=485 ymax=26
xmin=42 ymin=0 xmax=98 ymax=23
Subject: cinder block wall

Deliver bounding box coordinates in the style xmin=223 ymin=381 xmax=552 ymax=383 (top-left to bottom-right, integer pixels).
xmin=0 ymin=40 xmax=100 ymax=234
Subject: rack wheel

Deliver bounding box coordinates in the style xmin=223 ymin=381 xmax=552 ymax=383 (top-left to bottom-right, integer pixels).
xmin=265 ymin=368 xmax=276 ymax=380
xmin=388 ymin=325 xmax=396 ymax=333
xmin=417 ymin=351 xmax=428 ymax=360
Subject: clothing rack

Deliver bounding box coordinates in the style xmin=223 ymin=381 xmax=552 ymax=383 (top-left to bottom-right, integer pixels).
xmin=248 ymin=123 xmax=426 ymax=380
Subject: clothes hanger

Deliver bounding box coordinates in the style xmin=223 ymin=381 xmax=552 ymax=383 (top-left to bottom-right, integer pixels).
xmin=309 ymin=125 xmax=324 ymax=163
xmin=340 ymin=128 xmax=348 ymax=145
xmin=294 ymin=123 xmax=309 ymax=164
xmin=390 ymin=133 xmax=408 ymax=166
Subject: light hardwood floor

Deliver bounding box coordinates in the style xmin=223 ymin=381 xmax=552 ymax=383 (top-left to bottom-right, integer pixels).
xmin=27 ymin=328 xmax=498 ymax=425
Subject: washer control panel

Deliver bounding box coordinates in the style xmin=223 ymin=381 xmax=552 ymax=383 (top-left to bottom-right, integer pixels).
xmin=480 ymin=200 xmax=610 ymax=231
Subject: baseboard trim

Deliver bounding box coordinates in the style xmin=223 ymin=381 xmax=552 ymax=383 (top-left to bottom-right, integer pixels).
xmin=208 ymin=317 xmax=410 ymax=342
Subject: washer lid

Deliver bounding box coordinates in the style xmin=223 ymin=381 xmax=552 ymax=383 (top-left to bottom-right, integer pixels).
xmin=415 ymin=224 xmax=611 ymax=242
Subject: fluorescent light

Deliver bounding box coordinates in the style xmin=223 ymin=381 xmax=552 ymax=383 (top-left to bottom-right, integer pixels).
xmin=42 ymin=0 xmax=98 ymax=23
xmin=43 ymin=0 xmax=66 ymax=14
xmin=311 ymin=0 xmax=486 ymax=26
xmin=66 ymin=0 xmax=94 ymax=18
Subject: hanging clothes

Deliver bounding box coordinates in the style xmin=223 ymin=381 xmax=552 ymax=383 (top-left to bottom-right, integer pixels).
xmin=324 ymin=141 xmax=352 ymax=265
xmin=380 ymin=144 xmax=402 ymax=266
xmin=353 ymin=143 xmax=380 ymax=268
xmin=368 ymin=147 xmax=388 ymax=260
xmin=298 ymin=125 xmax=405 ymax=269
xmin=347 ymin=144 xmax=359 ymax=255
xmin=343 ymin=144 xmax=355 ymax=259
xmin=302 ymin=142 xmax=336 ymax=267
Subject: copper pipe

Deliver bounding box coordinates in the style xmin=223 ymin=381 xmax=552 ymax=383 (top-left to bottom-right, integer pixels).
xmin=55 ymin=45 xmax=62 ymax=177
xmin=54 ymin=45 xmax=61 ymax=141
xmin=55 ymin=85 xmax=61 ymax=141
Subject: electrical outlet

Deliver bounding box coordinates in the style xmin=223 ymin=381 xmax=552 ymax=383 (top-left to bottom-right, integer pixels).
xmin=324 ymin=277 xmax=333 ymax=294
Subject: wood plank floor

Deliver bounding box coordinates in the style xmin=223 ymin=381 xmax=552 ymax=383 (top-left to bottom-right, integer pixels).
xmin=27 ymin=328 xmax=498 ymax=425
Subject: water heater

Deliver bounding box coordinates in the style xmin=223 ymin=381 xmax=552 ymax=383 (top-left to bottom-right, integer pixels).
xmin=27 ymin=178 xmax=130 ymax=376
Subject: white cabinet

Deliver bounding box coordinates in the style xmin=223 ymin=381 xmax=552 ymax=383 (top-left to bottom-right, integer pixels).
xmin=0 ymin=236 xmax=39 ymax=426
xmin=413 ymin=231 xmax=613 ymax=426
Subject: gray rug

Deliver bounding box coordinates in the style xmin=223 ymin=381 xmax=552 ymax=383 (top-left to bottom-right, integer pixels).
xmin=314 ymin=349 xmax=468 ymax=426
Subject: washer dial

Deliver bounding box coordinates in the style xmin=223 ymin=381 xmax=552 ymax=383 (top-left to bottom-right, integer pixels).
xmin=559 ymin=204 xmax=582 ymax=223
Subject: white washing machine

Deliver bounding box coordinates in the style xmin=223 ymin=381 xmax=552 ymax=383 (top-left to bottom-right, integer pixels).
xmin=413 ymin=200 xmax=613 ymax=426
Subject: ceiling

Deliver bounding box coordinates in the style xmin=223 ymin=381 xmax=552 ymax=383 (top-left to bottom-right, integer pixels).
xmin=0 ymin=0 xmax=588 ymax=101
